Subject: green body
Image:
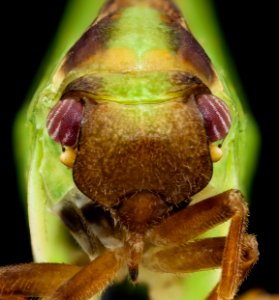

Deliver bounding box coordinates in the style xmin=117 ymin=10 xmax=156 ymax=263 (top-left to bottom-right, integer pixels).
xmin=14 ymin=0 xmax=259 ymax=299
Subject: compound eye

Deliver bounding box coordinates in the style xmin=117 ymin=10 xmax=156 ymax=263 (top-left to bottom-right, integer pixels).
xmin=47 ymin=97 xmax=84 ymax=147
xmin=196 ymin=94 xmax=232 ymax=142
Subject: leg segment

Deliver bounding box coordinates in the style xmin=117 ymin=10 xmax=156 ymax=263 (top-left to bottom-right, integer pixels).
xmin=0 ymin=297 xmax=25 ymax=300
xmin=207 ymin=235 xmax=258 ymax=300
xmin=146 ymin=190 xmax=245 ymax=246
xmin=0 ymin=251 xmax=123 ymax=300
xmin=42 ymin=250 xmax=123 ymax=300
xmin=237 ymin=290 xmax=279 ymax=300
xmin=0 ymin=263 xmax=81 ymax=298
xmin=143 ymin=237 xmax=225 ymax=273
xmin=146 ymin=189 xmax=259 ymax=300
xmin=143 ymin=235 xmax=256 ymax=275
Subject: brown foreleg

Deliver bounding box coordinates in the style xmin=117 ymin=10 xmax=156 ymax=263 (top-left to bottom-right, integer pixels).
xmin=146 ymin=190 xmax=259 ymax=300
xmin=42 ymin=250 xmax=123 ymax=300
xmin=0 ymin=263 xmax=81 ymax=298
xmin=0 ymin=250 xmax=123 ymax=300
xmin=0 ymin=297 xmax=26 ymax=300
xmin=143 ymin=237 xmax=225 ymax=272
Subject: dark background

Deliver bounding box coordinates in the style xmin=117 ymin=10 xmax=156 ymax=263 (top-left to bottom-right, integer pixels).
xmin=1 ymin=0 xmax=278 ymax=296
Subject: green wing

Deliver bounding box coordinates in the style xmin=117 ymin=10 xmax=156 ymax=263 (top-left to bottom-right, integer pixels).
xmin=14 ymin=0 xmax=259 ymax=299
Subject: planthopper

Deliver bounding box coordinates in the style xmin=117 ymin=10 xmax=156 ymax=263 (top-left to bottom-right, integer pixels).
xmin=0 ymin=0 xmax=261 ymax=299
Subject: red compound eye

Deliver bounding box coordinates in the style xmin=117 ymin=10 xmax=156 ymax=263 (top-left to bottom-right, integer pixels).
xmin=196 ymin=94 xmax=232 ymax=142
xmin=47 ymin=98 xmax=84 ymax=146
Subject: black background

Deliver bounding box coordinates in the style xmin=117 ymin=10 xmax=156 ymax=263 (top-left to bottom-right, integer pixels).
xmin=1 ymin=0 xmax=278 ymax=296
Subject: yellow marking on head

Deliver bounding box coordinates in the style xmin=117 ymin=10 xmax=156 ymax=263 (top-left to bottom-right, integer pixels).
xmin=94 ymin=48 xmax=196 ymax=72
xmin=143 ymin=49 xmax=178 ymax=71
xmin=66 ymin=47 xmax=202 ymax=73
xmin=55 ymin=46 xmax=216 ymax=91
xmin=100 ymin=47 xmax=138 ymax=70
xmin=209 ymin=143 xmax=223 ymax=162
xmin=60 ymin=146 xmax=76 ymax=168
xmin=76 ymin=47 xmax=138 ymax=72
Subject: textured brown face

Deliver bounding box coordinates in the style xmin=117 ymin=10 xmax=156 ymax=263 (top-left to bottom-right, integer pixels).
xmin=73 ymin=97 xmax=212 ymax=208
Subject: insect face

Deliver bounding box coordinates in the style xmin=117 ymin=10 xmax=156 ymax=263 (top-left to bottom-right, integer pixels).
xmin=0 ymin=1 xmax=258 ymax=300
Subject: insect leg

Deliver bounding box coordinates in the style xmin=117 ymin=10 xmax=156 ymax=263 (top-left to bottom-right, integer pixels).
xmin=0 ymin=263 xmax=81 ymax=298
xmin=209 ymin=239 xmax=258 ymax=298
xmin=0 ymin=297 xmax=25 ymax=300
xmin=143 ymin=234 xmax=255 ymax=273
xmin=42 ymin=250 xmax=123 ymax=300
xmin=146 ymin=190 xmax=259 ymax=300
xmin=237 ymin=289 xmax=279 ymax=300
xmin=213 ymin=192 xmax=258 ymax=300
xmin=143 ymin=237 xmax=225 ymax=272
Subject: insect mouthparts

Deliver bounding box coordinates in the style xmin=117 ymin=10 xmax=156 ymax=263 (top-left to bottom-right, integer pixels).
xmin=129 ymin=266 xmax=139 ymax=282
